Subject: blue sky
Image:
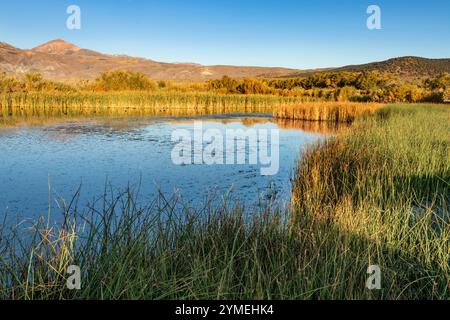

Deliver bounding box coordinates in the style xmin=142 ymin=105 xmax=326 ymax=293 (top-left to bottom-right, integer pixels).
xmin=1 ymin=0 xmax=449 ymax=69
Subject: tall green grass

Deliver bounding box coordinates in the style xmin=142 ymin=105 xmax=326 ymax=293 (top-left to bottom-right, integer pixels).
xmin=292 ymin=104 xmax=449 ymax=299
xmin=0 ymin=104 xmax=448 ymax=300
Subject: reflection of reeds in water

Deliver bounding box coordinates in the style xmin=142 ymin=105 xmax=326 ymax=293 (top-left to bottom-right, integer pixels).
xmin=276 ymin=119 xmax=351 ymax=134
xmin=273 ymin=102 xmax=383 ymax=122
xmin=0 ymin=113 xmax=350 ymax=137
xmin=168 ymin=116 xmax=272 ymax=127
xmin=239 ymin=117 xmax=272 ymax=127
xmin=0 ymin=114 xmax=92 ymax=128
xmin=169 ymin=117 xmax=349 ymax=134
xmin=0 ymin=114 xmax=155 ymax=129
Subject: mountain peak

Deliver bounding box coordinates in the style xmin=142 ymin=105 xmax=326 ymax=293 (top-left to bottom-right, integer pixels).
xmin=0 ymin=41 xmax=19 ymax=51
xmin=32 ymin=39 xmax=81 ymax=54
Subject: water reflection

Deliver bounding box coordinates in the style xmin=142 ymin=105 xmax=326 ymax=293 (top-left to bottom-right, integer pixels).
xmin=0 ymin=114 xmax=337 ymax=219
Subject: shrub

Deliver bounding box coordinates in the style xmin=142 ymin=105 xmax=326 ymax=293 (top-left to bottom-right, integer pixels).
xmin=87 ymin=70 xmax=157 ymax=91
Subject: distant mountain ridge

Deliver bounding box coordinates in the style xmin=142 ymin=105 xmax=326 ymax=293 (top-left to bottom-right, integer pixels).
xmin=290 ymin=56 xmax=450 ymax=80
xmin=1 ymin=39 xmax=449 ymax=81
xmin=0 ymin=39 xmax=300 ymax=81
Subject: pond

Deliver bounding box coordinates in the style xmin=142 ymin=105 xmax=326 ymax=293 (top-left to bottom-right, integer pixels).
xmin=0 ymin=114 xmax=333 ymax=220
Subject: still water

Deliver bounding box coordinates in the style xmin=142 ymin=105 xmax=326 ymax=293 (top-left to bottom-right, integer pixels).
xmin=0 ymin=114 xmax=329 ymax=219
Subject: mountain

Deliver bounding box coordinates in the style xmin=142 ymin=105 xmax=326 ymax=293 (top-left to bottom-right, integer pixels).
xmin=290 ymin=57 xmax=450 ymax=80
xmin=0 ymin=39 xmax=300 ymax=81
xmin=2 ymin=40 xmax=449 ymax=81
xmin=32 ymin=39 xmax=82 ymax=54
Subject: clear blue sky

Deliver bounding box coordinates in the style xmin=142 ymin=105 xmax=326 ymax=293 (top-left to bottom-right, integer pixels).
xmin=1 ymin=0 xmax=449 ymax=69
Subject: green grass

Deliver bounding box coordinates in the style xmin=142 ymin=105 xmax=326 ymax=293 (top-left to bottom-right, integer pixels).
xmin=291 ymin=104 xmax=449 ymax=299
xmin=0 ymin=104 xmax=448 ymax=300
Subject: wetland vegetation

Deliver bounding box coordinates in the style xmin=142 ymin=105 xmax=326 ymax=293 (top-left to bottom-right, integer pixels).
xmin=0 ymin=70 xmax=448 ymax=300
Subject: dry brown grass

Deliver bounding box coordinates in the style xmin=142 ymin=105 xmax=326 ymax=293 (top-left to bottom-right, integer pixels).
xmin=273 ymin=102 xmax=383 ymax=122
xmin=0 ymin=92 xmax=305 ymax=126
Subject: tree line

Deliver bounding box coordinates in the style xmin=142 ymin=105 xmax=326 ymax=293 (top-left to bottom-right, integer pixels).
xmin=1 ymin=70 xmax=449 ymax=103
xmin=207 ymin=72 xmax=450 ymax=103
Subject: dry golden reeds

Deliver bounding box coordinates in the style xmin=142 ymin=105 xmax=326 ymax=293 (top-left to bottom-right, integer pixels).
xmin=273 ymin=102 xmax=383 ymax=122
xmin=0 ymin=92 xmax=305 ymax=125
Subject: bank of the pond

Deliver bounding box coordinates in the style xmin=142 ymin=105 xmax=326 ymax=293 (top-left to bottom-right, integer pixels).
xmin=0 ymin=92 xmax=299 ymax=121
xmin=0 ymin=92 xmax=383 ymax=125
xmin=0 ymin=103 xmax=448 ymax=300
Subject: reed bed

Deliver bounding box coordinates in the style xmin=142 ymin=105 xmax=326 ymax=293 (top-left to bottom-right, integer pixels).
xmin=0 ymin=92 xmax=302 ymax=123
xmin=1 ymin=93 xmax=385 ymax=126
xmin=274 ymin=102 xmax=383 ymax=122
